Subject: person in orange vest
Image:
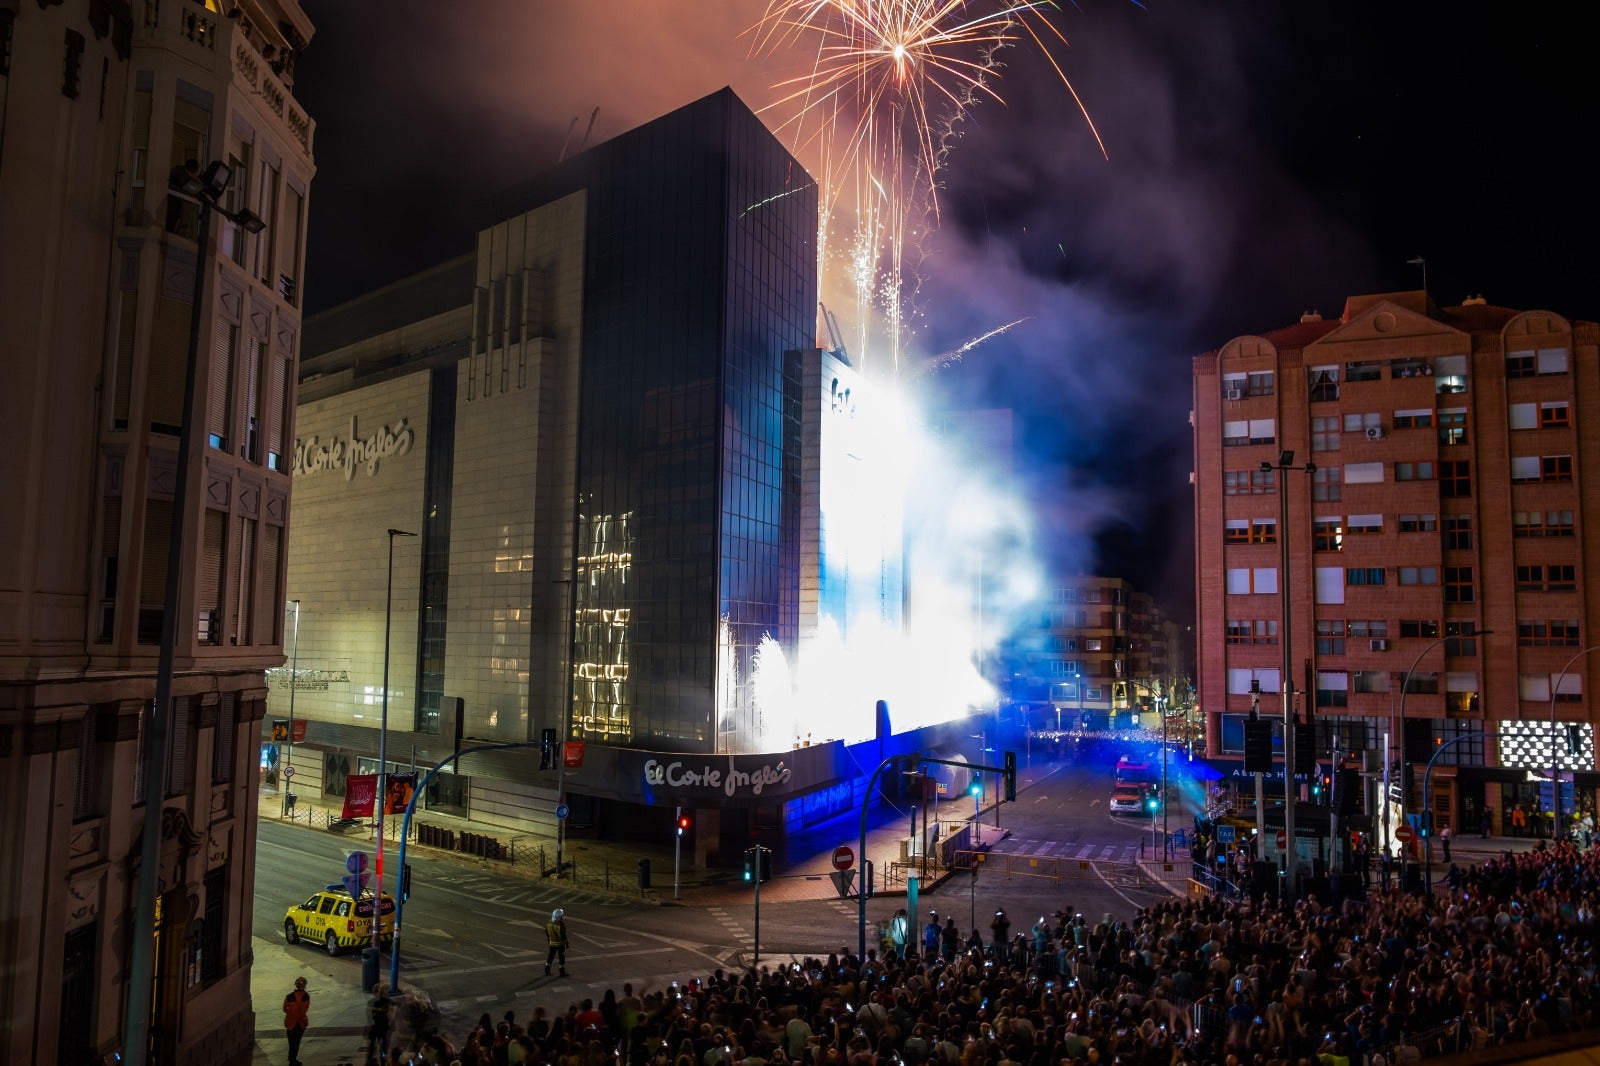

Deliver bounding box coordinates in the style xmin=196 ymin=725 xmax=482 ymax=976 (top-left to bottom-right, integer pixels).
xmin=1512 ymin=804 xmax=1527 ymax=837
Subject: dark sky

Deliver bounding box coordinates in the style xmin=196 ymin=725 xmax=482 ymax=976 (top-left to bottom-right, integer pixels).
xmin=293 ymin=2 xmax=1599 ymax=623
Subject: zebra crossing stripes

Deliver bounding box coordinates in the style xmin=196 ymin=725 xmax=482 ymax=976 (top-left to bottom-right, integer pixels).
xmin=706 ymin=906 xmax=753 ymax=952
xmin=995 ymin=839 xmax=1140 ymax=863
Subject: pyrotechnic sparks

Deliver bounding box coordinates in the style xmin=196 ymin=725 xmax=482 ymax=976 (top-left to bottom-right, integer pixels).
xmin=910 ymin=316 xmax=1032 ymax=380
xmin=751 ymin=1 xmax=1108 ymax=375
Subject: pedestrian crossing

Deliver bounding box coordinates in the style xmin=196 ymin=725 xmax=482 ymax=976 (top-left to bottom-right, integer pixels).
xmin=991 ymin=838 xmax=1143 ymax=863
xmin=434 ymin=869 xmax=633 ymax=909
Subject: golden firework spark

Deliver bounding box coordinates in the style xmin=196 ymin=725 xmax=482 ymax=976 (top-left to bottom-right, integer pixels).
xmin=751 ymin=1 xmax=1108 ymax=376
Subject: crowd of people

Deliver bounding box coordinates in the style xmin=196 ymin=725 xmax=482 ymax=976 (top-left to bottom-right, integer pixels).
xmin=349 ymin=838 xmax=1600 ymax=1066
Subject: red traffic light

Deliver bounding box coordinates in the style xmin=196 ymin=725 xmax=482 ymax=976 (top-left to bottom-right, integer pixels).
xmin=677 ymin=814 xmax=691 ymax=831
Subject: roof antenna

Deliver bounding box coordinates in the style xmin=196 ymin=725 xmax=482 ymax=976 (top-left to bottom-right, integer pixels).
xmin=577 ymin=107 xmax=600 ymax=153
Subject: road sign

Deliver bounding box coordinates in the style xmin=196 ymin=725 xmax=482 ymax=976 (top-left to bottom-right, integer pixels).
xmin=555 ymin=803 xmax=570 ymax=820
xmin=829 ymin=869 xmax=856 ymax=898
xmin=1394 ymin=823 xmax=1415 ymax=843
xmin=1215 ymin=824 xmax=1235 ymax=844
xmin=1275 ymin=829 xmax=1286 ymax=849
xmin=283 ymin=765 xmax=295 ymax=779
xmin=831 ymin=845 xmax=855 ymax=871
xmin=346 ymin=851 xmax=369 ymax=874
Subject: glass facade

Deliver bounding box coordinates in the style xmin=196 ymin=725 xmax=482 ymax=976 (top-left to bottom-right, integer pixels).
xmin=495 ymin=89 xmax=816 ymax=754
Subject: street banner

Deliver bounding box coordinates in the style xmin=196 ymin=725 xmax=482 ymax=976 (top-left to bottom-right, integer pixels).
xmin=563 ymin=740 xmax=586 ymax=768
xmin=342 ymin=773 xmax=377 ymax=819
xmin=384 ymin=772 xmax=417 ymax=814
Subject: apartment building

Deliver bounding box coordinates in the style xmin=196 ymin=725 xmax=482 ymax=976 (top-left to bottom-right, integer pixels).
xmin=1192 ymin=291 xmax=1600 ymax=840
xmin=0 ymin=2 xmax=314 ymax=1061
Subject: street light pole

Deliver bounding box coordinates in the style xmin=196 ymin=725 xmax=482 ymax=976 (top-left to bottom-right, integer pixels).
xmin=1549 ymin=645 xmax=1600 ymax=841
xmin=284 ymin=599 xmax=300 ymax=815
xmin=1264 ymin=452 xmax=1315 ymax=898
xmin=1391 ymin=629 xmax=1490 ymax=889
xmin=124 ymin=161 xmax=264 ymax=1066
xmin=374 ymin=528 xmax=417 ymax=956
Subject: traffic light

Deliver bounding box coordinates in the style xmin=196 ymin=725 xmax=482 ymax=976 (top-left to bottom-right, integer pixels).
xmin=1294 ymin=722 xmax=1316 ymax=774
xmin=677 ymin=811 xmax=691 ymax=836
xmin=742 ymin=850 xmax=755 ymax=883
xmin=970 ymin=772 xmax=983 ymax=797
xmin=401 ymin=863 xmax=413 ymax=901
xmin=1003 ymin=751 xmax=1017 ymax=802
xmin=1311 ymin=774 xmax=1326 ymax=801
xmin=540 ymin=727 xmax=557 ymax=770
xmin=861 ymin=859 xmax=875 ymax=899
xmin=1144 ymin=786 xmax=1160 ymax=813
xmin=1337 ymin=768 xmax=1360 ymax=815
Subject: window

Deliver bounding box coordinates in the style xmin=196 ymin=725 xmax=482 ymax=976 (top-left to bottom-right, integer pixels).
xmin=1434 ymin=353 xmax=1469 ymax=394
xmin=1313 ymin=519 xmax=1343 ymax=552
xmin=1443 ymin=621 xmax=1484 ymax=656
xmin=1224 ymin=519 xmax=1249 ymax=544
xmin=1315 ymin=567 xmax=1345 ymax=604
xmin=1395 ymin=462 xmax=1433 ymax=481
xmin=212 ymin=693 xmax=236 ymax=784
xmin=1249 ymin=419 xmax=1276 ymax=445
xmin=1345 ymin=461 xmax=1383 ymax=484
xmin=1346 ymin=619 xmax=1386 ymax=638
xmin=1443 ymin=566 xmax=1474 ymax=603
xmin=1084 ymin=638 xmax=1103 ymax=651
xmin=1347 ymin=514 xmax=1381 ymax=535
xmin=1309 ymin=365 xmax=1339 ymax=402
xmin=1399 ymin=513 xmax=1437 ymax=533
xmin=1443 ymin=515 xmax=1472 ymax=550
xmin=1223 ymin=469 xmax=1276 ymax=495
xmin=1400 ymin=619 xmax=1439 ymax=639
xmin=1511 ymin=456 xmax=1541 ymax=483
xmin=1346 ymin=567 xmax=1385 ymax=586
xmin=1543 ymin=455 xmax=1573 ymax=482
xmin=1508 ymin=403 xmax=1538 ymax=431
xmin=1390 ymin=357 xmax=1430 ymax=379
xmin=1519 ymin=620 xmax=1581 ymax=647
xmin=1227 ymin=619 xmax=1277 ymax=644
xmin=1346 ymin=362 xmax=1382 ymax=383
xmin=1228 ymin=668 xmax=1280 ymax=695
xmin=1312 ymin=466 xmax=1342 ymax=502
xmin=1316 ymin=619 xmax=1346 ymax=655
xmin=1247 ymin=371 xmax=1275 ymax=397
xmin=1223 ymin=420 xmax=1249 ymax=447
xmin=1537 ymin=347 xmax=1570 ymax=375
xmin=1440 ymin=461 xmax=1471 ymax=498
xmin=1514 ymin=510 xmax=1575 ymax=538
xmin=1316 ymin=671 xmax=1349 ymax=708
xmin=1222 ymin=374 xmax=1245 ymax=398
xmin=73 ymin=710 xmax=109 ymax=820
xmin=1398 ymin=567 xmax=1438 ymax=586
xmin=1393 ymin=409 xmax=1433 ymax=428
xmin=1311 ymin=416 xmax=1340 ymax=451
xmin=1541 ymin=402 xmax=1571 ymax=427
xmin=1250 ymin=519 xmax=1276 ymax=544
xmin=1354 ymin=671 xmax=1389 ymax=694
xmin=1438 ymin=409 xmax=1468 ymax=445
xmin=1507 ymin=349 xmax=1536 ymax=378
xmin=1550 ymin=564 xmax=1578 ymax=591
xmin=1343 ymin=411 xmax=1380 ymax=432
xmin=1226 ymin=568 xmax=1278 ymax=594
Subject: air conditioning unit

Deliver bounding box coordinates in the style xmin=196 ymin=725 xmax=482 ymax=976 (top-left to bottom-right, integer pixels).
xmin=1224 ymin=388 xmax=1243 ymax=401
xmin=1370 ymin=639 xmax=1389 ymax=652
xmin=1365 ymin=425 xmax=1384 ymax=440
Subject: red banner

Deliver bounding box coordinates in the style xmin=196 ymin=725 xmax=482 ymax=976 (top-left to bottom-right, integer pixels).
xmin=563 ymin=740 xmax=586 ymax=769
xmin=342 ymin=773 xmax=377 ymax=819
xmin=384 ymin=772 xmax=417 ymax=815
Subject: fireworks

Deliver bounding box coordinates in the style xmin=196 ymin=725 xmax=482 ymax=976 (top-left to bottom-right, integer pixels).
xmin=752 ymin=0 xmax=1106 ymax=374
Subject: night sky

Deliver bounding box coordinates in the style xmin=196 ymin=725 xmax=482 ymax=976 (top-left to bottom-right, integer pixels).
xmin=292 ymin=2 xmax=1599 ymax=622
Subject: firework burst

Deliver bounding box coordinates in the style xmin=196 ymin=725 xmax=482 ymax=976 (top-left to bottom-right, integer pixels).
xmin=752 ymin=1 xmax=1107 ymax=375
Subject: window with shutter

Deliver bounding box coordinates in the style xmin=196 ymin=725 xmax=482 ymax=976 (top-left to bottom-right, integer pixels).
xmin=199 ymin=509 xmax=225 ymax=645
xmin=138 ymin=500 xmax=172 ymax=643
xmin=232 ymin=517 xmax=255 ymax=644
xmin=265 ymin=351 xmax=286 ymax=470
xmin=208 ymin=321 xmax=236 ymax=450
xmin=243 ymin=336 xmax=262 ymax=462
xmin=166 ymin=696 xmax=191 ymax=797
xmin=254 ymin=524 xmax=281 ymax=645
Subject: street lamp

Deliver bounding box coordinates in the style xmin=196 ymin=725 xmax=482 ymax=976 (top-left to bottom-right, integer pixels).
xmin=124 ymin=159 xmax=267 ymax=1066
xmin=1263 ymin=450 xmax=1315 ymax=897
xmin=373 ymin=528 xmax=417 ymax=958
xmin=1549 ymin=645 xmax=1600 ymax=841
xmin=1390 ymin=628 xmax=1490 ymax=886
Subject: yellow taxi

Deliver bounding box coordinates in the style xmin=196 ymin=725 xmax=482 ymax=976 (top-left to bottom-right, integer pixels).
xmin=284 ymin=885 xmax=395 ymax=956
